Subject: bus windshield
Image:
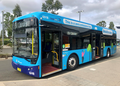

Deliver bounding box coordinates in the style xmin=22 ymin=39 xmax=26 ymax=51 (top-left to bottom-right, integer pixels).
xmin=13 ymin=18 xmax=38 ymax=59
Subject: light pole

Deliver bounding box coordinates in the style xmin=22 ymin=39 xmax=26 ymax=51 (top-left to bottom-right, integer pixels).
xmin=2 ymin=11 xmax=4 ymax=46
xmin=78 ymin=10 xmax=84 ymax=21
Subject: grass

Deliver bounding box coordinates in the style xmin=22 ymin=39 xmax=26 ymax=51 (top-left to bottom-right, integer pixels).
xmin=4 ymin=39 xmax=10 ymax=41
xmin=0 ymin=38 xmax=12 ymax=46
xmin=0 ymin=38 xmax=10 ymax=41
xmin=0 ymin=54 xmax=12 ymax=58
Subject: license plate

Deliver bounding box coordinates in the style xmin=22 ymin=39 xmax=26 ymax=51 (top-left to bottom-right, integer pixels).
xmin=17 ymin=67 xmax=21 ymax=72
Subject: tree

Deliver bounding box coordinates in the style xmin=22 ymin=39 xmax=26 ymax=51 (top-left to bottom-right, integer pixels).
xmin=109 ymin=22 xmax=115 ymax=30
xmin=96 ymin=21 xmax=106 ymax=27
xmin=3 ymin=4 xmax=22 ymax=38
xmin=13 ymin=4 xmax=22 ymax=17
xmin=42 ymin=0 xmax=63 ymax=14
xmin=0 ymin=30 xmax=6 ymax=38
xmin=3 ymin=12 xmax=14 ymax=37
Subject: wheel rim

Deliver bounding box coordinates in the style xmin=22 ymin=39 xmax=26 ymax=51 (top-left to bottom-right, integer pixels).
xmin=68 ymin=57 xmax=76 ymax=67
xmin=107 ymin=51 xmax=110 ymax=57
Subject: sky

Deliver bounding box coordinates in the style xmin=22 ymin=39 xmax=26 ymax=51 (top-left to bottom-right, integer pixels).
xmin=0 ymin=0 xmax=120 ymax=38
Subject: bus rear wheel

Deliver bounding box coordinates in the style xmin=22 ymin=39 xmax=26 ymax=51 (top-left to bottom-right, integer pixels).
xmin=67 ymin=54 xmax=78 ymax=70
xmin=107 ymin=50 xmax=110 ymax=58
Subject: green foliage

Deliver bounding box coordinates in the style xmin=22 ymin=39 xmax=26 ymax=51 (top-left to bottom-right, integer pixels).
xmin=109 ymin=22 xmax=115 ymax=30
xmin=7 ymin=43 xmax=12 ymax=47
xmin=0 ymin=38 xmax=11 ymax=45
xmin=3 ymin=12 xmax=14 ymax=37
xmin=96 ymin=21 xmax=106 ymax=27
xmin=13 ymin=4 xmax=22 ymax=17
xmin=0 ymin=30 xmax=6 ymax=38
xmin=0 ymin=39 xmax=2 ymax=46
xmin=3 ymin=4 xmax=22 ymax=38
xmin=4 ymin=40 xmax=12 ymax=45
xmin=4 ymin=38 xmax=10 ymax=41
xmin=42 ymin=0 xmax=63 ymax=14
xmin=87 ymin=44 xmax=92 ymax=52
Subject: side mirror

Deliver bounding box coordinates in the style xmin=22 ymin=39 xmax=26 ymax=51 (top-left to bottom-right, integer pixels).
xmin=27 ymin=31 xmax=32 ymax=37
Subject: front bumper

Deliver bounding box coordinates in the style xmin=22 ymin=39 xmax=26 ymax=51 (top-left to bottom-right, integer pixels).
xmin=12 ymin=61 xmax=39 ymax=78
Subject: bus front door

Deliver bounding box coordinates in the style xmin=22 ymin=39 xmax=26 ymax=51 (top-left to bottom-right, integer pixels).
xmin=41 ymin=31 xmax=62 ymax=77
xmin=51 ymin=32 xmax=62 ymax=67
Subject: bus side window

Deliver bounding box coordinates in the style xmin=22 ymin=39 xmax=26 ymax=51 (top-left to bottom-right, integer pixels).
xmin=105 ymin=39 xmax=110 ymax=46
xmin=83 ymin=38 xmax=90 ymax=48
xmin=77 ymin=38 xmax=82 ymax=49
xmin=63 ymin=35 xmax=69 ymax=49
xmin=113 ymin=39 xmax=116 ymax=45
xmin=71 ymin=38 xmax=76 ymax=50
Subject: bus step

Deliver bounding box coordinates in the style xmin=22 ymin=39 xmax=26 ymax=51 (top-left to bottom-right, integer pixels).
xmin=42 ymin=63 xmax=61 ymax=77
xmin=95 ymin=56 xmax=100 ymax=59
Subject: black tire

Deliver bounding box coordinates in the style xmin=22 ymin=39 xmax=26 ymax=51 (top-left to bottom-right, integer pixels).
xmin=67 ymin=54 xmax=78 ymax=70
xmin=106 ymin=50 xmax=110 ymax=58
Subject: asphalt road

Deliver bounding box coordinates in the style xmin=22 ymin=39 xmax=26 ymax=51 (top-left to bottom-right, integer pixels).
xmin=0 ymin=47 xmax=120 ymax=83
xmin=0 ymin=58 xmax=34 ymax=81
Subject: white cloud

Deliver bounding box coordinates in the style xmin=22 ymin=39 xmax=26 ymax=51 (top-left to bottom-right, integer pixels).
xmin=0 ymin=0 xmax=120 ymax=38
xmin=57 ymin=6 xmax=78 ymax=17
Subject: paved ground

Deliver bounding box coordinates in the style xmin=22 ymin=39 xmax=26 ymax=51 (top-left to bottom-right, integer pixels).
xmin=0 ymin=45 xmax=12 ymax=54
xmin=0 ymin=47 xmax=120 ymax=86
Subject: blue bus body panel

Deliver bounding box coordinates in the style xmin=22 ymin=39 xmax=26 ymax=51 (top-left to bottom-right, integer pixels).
xmin=112 ymin=45 xmax=117 ymax=54
xmin=103 ymin=45 xmax=116 ymax=57
xmin=111 ymin=45 xmax=116 ymax=55
xmin=12 ymin=56 xmax=39 ymax=77
xmin=62 ymin=49 xmax=92 ymax=70
xmin=103 ymin=46 xmax=110 ymax=57
xmin=13 ymin=12 xmax=42 ymax=22
xmin=37 ymin=25 xmax=42 ymax=78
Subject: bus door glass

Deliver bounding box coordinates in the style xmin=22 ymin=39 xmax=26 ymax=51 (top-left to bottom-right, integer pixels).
xmin=92 ymin=33 xmax=96 ymax=60
xmin=52 ymin=32 xmax=61 ymax=66
xmin=95 ymin=34 xmax=101 ymax=59
xmin=101 ymin=35 xmax=104 ymax=57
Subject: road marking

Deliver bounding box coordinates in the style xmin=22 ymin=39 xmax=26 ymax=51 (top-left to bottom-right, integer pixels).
xmin=90 ymin=68 xmax=96 ymax=71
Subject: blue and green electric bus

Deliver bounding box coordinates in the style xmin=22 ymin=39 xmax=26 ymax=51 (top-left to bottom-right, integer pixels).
xmin=12 ymin=12 xmax=116 ymax=78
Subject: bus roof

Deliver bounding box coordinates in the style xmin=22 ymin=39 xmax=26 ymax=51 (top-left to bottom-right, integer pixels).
xmin=13 ymin=12 xmax=116 ymax=35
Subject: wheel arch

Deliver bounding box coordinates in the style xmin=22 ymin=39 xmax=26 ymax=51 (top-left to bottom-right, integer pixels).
xmin=67 ymin=53 xmax=79 ymax=66
xmin=107 ymin=48 xmax=111 ymax=54
xmin=106 ymin=48 xmax=111 ymax=57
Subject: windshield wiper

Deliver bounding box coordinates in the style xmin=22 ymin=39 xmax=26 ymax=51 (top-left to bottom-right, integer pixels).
xmin=13 ymin=54 xmax=36 ymax=62
xmin=24 ymin=58 xmax=31 ymax=62
xmin=20 ymin=55 xmax=31 ymax=62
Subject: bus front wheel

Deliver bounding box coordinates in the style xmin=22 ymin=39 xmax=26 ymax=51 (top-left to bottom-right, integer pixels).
xmin=67 ymin=54 xmax=78 ymax=70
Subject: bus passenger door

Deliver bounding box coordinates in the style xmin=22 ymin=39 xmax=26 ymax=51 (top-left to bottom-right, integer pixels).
xmin=92 ymin=33 xmax=96 ymax=60
xmin=52 ymin=31 xmax=62 ymax=67
xmin=95 ymin=34 xmax=101 ymax=59
xmin=100 ymin=35 xmax=104 ymax=57
xmin=41 ymin=31 xmax=62 ymax=77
